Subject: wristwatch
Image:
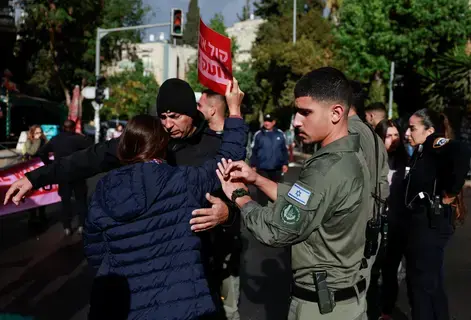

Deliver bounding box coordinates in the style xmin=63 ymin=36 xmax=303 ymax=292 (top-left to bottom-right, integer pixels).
xmin=231 ymin=188 xmax=250 ymax=203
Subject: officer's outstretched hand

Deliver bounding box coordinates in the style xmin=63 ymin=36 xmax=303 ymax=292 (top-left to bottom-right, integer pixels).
xmin=221 ymin=159 xmax=259 ymax=185
xmin=3 ymin=177 xmax=33 ymax=206
xmin=216 ymin=159 xmax=248 ymax=201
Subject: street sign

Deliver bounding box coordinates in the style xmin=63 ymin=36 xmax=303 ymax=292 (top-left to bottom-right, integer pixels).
xmin=81 ymin=86 xmax=110 ymax=100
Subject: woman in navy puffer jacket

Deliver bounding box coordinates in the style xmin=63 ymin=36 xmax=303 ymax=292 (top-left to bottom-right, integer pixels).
xmin=83 ymin=94 xmax=247 ymax=319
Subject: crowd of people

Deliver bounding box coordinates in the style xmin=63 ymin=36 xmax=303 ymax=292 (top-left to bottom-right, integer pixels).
xmin=3 ymin=67 xmax=471 ymax=320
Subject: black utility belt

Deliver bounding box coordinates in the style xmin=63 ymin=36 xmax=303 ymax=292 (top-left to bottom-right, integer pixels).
xmin=292 ymin=278 xmax=366 ymax=303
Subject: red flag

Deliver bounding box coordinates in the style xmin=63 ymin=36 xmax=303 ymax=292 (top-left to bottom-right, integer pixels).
xmin=198 ymin=18 xmax=233 ymax=95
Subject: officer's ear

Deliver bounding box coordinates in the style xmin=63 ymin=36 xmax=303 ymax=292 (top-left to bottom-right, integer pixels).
xmin=331 ymin=104 xmax=344 ymax=124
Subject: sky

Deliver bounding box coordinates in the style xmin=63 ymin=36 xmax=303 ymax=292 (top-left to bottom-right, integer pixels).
xmin=142 ymin=0 xmax=254 ymax=41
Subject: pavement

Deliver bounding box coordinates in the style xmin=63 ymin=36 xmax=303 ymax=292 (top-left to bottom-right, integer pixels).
xmin=0 ymin=159 xmax=470 ymax=320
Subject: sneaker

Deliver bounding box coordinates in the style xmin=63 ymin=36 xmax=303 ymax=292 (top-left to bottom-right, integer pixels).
xmin=64 ymin=228 xmax=72 ymax=236
xmin=77 ymin=226 xmax=83 ymax=234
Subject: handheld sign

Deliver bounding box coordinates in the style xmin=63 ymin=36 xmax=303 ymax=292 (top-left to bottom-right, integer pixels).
xmin=198 ymin=18 xmax=233 ymax=95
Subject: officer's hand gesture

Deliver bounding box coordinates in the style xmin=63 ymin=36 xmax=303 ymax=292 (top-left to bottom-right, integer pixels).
xmin=216 ymin=159 xmax=249 ymax=201
xmin=190 ymin=194 xmax=229 ymax=232
xmin=225 ymin=77 xmax=244 ymax=118
xmin=222 ymin=159 xmax=259 ymax=185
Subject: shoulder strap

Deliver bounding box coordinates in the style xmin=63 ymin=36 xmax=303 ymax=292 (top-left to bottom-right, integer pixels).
xmin=366 ymin=123 xmax=382 ymax=221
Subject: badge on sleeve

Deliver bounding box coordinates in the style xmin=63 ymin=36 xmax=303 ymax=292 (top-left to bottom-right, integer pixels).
xmin=433 ymin=137 xmax=449 ymax=148
xmin=287 ymin=183 xmax=311 ymax=205
xmin=281 ymin=204 xmax=301 ymax=225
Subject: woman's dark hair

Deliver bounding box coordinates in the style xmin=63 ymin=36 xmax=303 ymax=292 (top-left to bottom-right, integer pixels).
xmin=375 ymin=119 xmax=393 ymax=142
xmin=117 ymin=115 xmax=169 ymax=165
xmin=413 ymin=108 xmax=445 ymax=135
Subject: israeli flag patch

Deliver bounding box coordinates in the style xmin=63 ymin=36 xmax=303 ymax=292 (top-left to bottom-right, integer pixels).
xmin=287 ymin=183 xmax=311 ymax=205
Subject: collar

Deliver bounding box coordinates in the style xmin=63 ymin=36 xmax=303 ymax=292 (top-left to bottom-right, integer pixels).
xmin=311 ymin=133 xmax=361 ymax=159
xmin=348 ymin=114 xmax=362 ymax=123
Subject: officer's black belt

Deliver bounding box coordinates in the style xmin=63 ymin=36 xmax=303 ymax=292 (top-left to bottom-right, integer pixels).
xmin=292 ymin=278 xmax=366 ymax=303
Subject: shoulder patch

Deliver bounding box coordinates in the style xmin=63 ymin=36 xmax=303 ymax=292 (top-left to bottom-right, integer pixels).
xmin=433 ymin=137 xmax=449 ymax=148
xmin=287 ymin=183 xmax=311 ymax=205
xmin=280 ymin=204 xmax=301 ymax=225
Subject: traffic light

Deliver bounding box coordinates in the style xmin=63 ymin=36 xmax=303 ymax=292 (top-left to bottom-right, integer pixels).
xmin=171 ymin=8 xmax=183 ymax=37
xmin=95 ymin=76 xmax=106 ymax=104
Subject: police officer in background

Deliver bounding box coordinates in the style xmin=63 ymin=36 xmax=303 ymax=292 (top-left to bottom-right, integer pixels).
xmin=379 ymin=108 xmax=471 ymax=320
xmin=38 ymin=120 xmax=92 ymax=235
xmin=250 ymin=114 xmax=289 ymax=205
xmin=217 ymin=67 xmax=373 ymax=319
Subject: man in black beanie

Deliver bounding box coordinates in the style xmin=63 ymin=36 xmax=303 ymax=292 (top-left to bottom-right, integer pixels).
xmin=5 ymin=78 xmax=244 ymax=234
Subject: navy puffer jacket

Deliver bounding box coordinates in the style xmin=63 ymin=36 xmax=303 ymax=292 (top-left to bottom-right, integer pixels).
xmin=84 ymin=118 xmax=248 ymax=320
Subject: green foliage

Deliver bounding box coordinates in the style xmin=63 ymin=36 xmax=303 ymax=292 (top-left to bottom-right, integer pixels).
xmin=335 ymin=0 xmax=471 ymax=82
xmin=102 ymin=60 xmax=159 ymax=119
xmin=254 ymin=0 xmax=323 ymax=19
xmin=15 ymin=0 xmax=148 ymax=102
xmin=420 ymin=46 xmax=471 ymax=111
xmin=237 ymin=0 xmax=251 ymax=21
xmin=182 ymin=0 xmax=200 ymax=48
xmin=251 ymin=9 xmax=337 ymax=112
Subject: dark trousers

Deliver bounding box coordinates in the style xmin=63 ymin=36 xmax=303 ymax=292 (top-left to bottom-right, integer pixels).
xmin=59 ymin=181 xmax=88 ymax=229
xmin=256 ymin=169 xmax=282 ymax=206
xmin=405 ymin=207 xmax=453 ymax=320
xmin=380 ymin=219 xmax=409 ymax=315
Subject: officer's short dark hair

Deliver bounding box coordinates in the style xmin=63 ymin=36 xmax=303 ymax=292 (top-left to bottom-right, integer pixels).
xmin=365 ymin=102 xmax=387 ymax=114
xmin=117 ymin=115 xmax=169 ymax=165
xmin=349 ymin=80 xmax=367 ymax=121
xmin=294 ymin=67 xmax=352 ymax=114
xmin=63 ymin=120 xmax=76 ymax=132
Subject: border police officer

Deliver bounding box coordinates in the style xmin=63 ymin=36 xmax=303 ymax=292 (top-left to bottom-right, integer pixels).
xmin=216 ymin=67 xmax=373 ymax=320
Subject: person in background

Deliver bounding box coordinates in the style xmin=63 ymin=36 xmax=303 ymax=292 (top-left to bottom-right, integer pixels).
xmin=23 ymin=125 xmax=48 ymax=226
xmin=380 ymin=109 xmax=471 ymax=320
xmin=112 ymin=124 xmax=124 ymax=139
xmin=250 ymin=114 xmax=289 ymax=205
xmin=285 ymin=127 xmax=296 ymax=164
xmin=38 ymin=120 xmax=92 ymax=236
xmin=365 ymin=102 xmax=387 ymax=128
xmin=375 ymin=119 xmax=409 ymax=320
xmin=85 ymin=81 xmax=246 ymax=320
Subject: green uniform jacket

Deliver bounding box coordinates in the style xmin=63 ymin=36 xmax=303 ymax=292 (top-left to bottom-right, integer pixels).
xmin=241 ymin=134 xmax=372 ymax=290
xmin=348 ymin=115 xmax=389 ymax=203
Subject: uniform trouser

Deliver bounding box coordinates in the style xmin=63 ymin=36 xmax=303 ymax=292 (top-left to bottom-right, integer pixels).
xmin=58 ymin=181 xmax=88 ymax=229
xmin=288 ymin=293 xmax=367 ymax=320
xmin=405 ymin=207 xmax=453 ymax=320
xmin=380 ymin=220 xmax=409 ymax=315
xmin=256 ymin=169 xmax=282 ymax=206
xmin=221 ymin=275 xmax=240 ymax=320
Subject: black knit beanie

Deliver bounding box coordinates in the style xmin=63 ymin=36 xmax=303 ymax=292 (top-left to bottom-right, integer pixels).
xmin=156 ymin=78 xmax=197 ymax=119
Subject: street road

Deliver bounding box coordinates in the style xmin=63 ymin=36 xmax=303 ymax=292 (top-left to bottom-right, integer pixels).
xmin=0 ymin=162 xmax=470 ymax=319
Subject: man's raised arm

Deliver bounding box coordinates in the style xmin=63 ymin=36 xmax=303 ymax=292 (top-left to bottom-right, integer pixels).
xmin=4 ymin=139 xmax=120 ymax=205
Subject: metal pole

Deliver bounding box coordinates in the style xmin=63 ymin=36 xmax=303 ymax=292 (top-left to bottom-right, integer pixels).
xmin=388 ymin=62 xmax=395 ymax=119
xmin=293 ymin=0 xmax=297 ymax=44
xmin=5 ymin=91 xmax=10 ymax=137
xmin=93 ymin=22 xmax=171 ymax=143
xmin=95 ymin=29 xmax=102 ymax=143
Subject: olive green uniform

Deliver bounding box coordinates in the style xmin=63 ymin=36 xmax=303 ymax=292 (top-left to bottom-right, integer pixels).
xmin=240 ymin=134 xmax=372 ymax=319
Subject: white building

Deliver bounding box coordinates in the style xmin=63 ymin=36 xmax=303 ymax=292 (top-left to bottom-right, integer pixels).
xmin=108 ymin=38 xmax=197 ymax=85
xmin=226 ymin=16 xmax=265 ymax=65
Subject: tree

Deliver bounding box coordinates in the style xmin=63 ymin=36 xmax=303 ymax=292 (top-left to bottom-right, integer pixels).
xmin=335 ymin=0 xmax=471 ymax=111
xmin=102 ymin=60 xmax=159 ymax=120
xmin=237 ymin=0 xmax=251 ymax=21
xmin=15 ymin=0 xmax=148 ymax=107
xmin=254 ymin=0 xmax=322 ymax=19
xmin=251 ymin=9 xmax=337 ymax=114
xmin=182 ymin=0 xmax=200 ymax=48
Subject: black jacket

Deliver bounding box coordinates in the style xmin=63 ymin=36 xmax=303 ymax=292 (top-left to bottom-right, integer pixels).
xmin=405 ymin=134 xmax=471 ymax=206
xmin=38 ymin=131 xmax=93 ymax=166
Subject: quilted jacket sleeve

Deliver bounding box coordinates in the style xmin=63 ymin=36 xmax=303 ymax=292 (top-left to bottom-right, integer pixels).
xmin=83 ymin=187 xmax=107 ymax=270
xmin=187 ymin=117 xmax=248 ymax=202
